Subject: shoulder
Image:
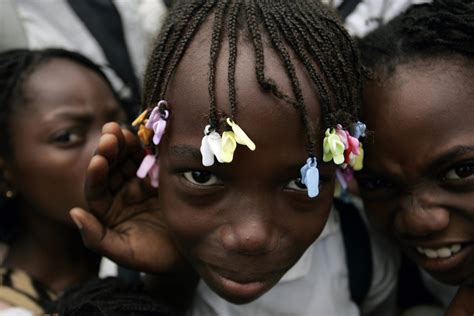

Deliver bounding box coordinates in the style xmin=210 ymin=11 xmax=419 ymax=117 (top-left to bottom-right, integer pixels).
xmin=0 ymin=267 xmax=57 ymax=314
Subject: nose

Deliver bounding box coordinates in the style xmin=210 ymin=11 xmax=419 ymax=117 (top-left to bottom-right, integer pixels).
xmin=395 ymin=192 xmax=450 ymax=237
xmin=219 ymin=208 xmax=278 ymax=255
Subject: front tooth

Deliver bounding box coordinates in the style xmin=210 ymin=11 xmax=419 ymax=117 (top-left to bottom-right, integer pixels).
xmin=451 ymin=244 xmax=461 ymax=253
xmin=424 ymin=249 xmax=438 ymax=259
xmin=437 ymin=247 xmax=452 ymax=258
xmin=416 ymin=247 xmax=425 ymax=255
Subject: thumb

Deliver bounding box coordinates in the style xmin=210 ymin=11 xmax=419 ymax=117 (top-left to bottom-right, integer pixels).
xmin=70 ymin=207 xmax=108 ymax=253
xmin=69 ymin=207 xmax=135 ymax=268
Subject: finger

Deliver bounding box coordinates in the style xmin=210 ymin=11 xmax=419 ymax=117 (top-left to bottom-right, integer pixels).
xmin=85 ymin=155 xmax=112 ymax=214
xmin=95 ymin=134 xmax=119 ymax=167
xmin=122 ymin=127 xmax=144 ymax=164
xmin=70 ymin=208 xmax=120 ymax=258
xmin=70 ymin=207 xmax=139 ymax=269
xmin=102 ymin=122 xmax=126 ymax=159
xmin=121 ymin=159 xmax=138 ymax=179
xmin=109 ymin=171 xmax=124 ymax=194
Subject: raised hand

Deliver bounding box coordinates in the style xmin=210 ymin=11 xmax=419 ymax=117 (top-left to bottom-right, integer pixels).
xmin=70 ymin=122 xmax=185 ymax=274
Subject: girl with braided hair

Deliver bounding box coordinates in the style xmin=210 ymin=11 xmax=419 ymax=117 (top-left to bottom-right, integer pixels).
xmin=357 ymin=0 xmax=474 ymax=314
xmin=70 ymin=0 xmax=398 ymax=314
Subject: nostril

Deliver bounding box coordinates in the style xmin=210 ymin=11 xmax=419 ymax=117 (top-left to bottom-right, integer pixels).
xmin=219 ymin=221 xmax=277 ymax=255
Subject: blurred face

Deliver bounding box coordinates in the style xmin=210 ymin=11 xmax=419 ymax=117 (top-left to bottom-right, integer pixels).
xmin=157 ymin=30 xmax=336 ymax=303
xmin=358 ymin=59 xmax=474 ymax=285
xmin=5 ymin=58 xmax=124 ymax=225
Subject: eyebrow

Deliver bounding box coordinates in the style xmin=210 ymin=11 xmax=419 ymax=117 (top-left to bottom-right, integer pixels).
xmin=425 ymin=145 xmax=474 ymax=172
xmin=48 ymin=111 xmax=94 ymax=124
xmin=168 ymin=145 xmax=202 ymax=160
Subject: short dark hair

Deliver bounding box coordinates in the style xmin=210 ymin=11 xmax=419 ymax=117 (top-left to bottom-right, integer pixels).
xmin=359 ymin=0 xmax=474 ymax=78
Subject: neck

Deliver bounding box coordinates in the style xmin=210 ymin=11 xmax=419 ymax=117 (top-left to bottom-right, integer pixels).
xmin=3 ymin=206 xmax=100 ymax=293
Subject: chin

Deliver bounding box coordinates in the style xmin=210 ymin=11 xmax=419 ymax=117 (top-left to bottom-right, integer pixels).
xmin=427 ymin=271 xmax=469 ymax=286
xmin=211 ymin=282 xmax=273 ymax=305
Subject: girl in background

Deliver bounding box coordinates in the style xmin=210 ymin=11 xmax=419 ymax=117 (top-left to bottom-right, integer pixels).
xmin=358 ymin=0 xmax=474 ymax=314
xmin=0 ymin=48 xmax=126 ymax=314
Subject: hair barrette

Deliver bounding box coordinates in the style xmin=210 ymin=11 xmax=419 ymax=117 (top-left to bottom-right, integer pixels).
xmin=133 ymin=100 xmax=170 ymax=188
xmin=200 ymin=118 xmax=256 ymax=167
xmin=322 ymin=123 xmax=365 ymax=170
xmin=300 ymin=157 xmax=320 ymax=198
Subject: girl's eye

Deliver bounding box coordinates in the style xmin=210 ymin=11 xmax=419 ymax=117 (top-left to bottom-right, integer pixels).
xmin=356 ymin=173 xmax=397 ymax=200
xmin=357 ymin=177 xmax=392 ymax=191
xmin=286 ymin=178 xmax=308 ymax=192
xmin=182 ymin=171 xmax=222 ymax=186
xmin=51 ymin=130 xmax=84 ymax=146
xmin=443 ymin=162 xmax=474 ymax=181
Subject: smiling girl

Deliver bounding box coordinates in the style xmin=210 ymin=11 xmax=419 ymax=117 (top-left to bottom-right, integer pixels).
xmin=357 ymin=0 xmax=474 ymax=313
xmin=70 ymin=1 xmax=397 ymax=315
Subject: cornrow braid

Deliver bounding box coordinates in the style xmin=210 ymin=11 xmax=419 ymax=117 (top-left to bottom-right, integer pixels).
xmin=227 ymin=0 xmax=242 ymax=119
xmin=208 ymin=0 xmax=230 ymax=129
xmin=144 ymin=0 xmax=362 ymax=156
xmin=359 ymin=0 xmax=474 ymax=78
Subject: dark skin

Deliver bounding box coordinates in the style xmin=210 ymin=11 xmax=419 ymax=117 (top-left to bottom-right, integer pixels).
xmin=358 ymin=58 xmax=474 ymax=311
xmin=1 ymin=59 xmax=125 ymax=293
xmin=70 ymin=23 xmax=338 ymax=304
xmin=445 ymin=285 xmax=474 ymax=316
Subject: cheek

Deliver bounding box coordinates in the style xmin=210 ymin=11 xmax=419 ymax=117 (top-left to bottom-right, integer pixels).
xmin=10 ymin=147 xmax=90 ymax=217
xmin=287 ymin=190 xmax=335 ymax=247
xmin=158 ymin=185 xmax=218 ymax=256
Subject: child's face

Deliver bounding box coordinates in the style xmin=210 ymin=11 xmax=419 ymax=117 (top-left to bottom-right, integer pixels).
xmin=156 ymin=33 xmax=336 ymax=303
xmin=359 ymin=58 xmax=474 ymax=286
xmin=5 ymin=59 xmax=124 ymax=226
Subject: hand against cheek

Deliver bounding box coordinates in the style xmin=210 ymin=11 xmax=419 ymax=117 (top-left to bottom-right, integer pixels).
xmin=445 ymin=284 xmax=474 ymax=316
xmin=70 ymin=122 xmax=185 ymax=274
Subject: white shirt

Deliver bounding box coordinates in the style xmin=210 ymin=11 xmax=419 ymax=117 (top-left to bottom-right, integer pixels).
xmin=189 ymin=208 xmax=400 ymax=316
xmin=13 ymin=0 xmax=167 ymax=97
xmin=322 ymin=0 xmax=432 ymax=37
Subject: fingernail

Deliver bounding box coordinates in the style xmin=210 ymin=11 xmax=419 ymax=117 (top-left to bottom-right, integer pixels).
xmin=70 ymin=210 xmax=83 ymax=230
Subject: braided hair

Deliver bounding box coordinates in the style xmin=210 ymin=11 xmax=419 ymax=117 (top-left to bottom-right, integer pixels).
xmin=143 ymin=0 xmax=362 ymax=155
xmin=0 ymin=48 xmax=118 ymax=242
xmin=359 ymin=0 xmax=474 ymax=78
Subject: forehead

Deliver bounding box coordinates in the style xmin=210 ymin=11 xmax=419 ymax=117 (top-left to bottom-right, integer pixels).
xmin=19 ymin=58 xmax=118 ymax=115
xmin=363 ymin=59 xmax=474 ymax=166
xmin=164 ymin=20 xmax=324 ymax=158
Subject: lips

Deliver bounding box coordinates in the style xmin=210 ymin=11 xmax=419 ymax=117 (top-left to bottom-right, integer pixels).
xmin=416 ymin=243 xmax=462 ymax=259
xmin=202 ymin=262 xmax=287 ymax=303
xmin=208 ymin=264 xmax=282 ymax=283
xmin=407 ymin=241 xmax=473 ymax=275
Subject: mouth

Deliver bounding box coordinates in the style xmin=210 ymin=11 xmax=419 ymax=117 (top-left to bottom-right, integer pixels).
xmin=415 ymin=243 xmax=463 ymax=259
xmin=410 ymin=242 xmax=473 ymax=275
xmin=203 ymin=263 xmax=285 ymax=303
